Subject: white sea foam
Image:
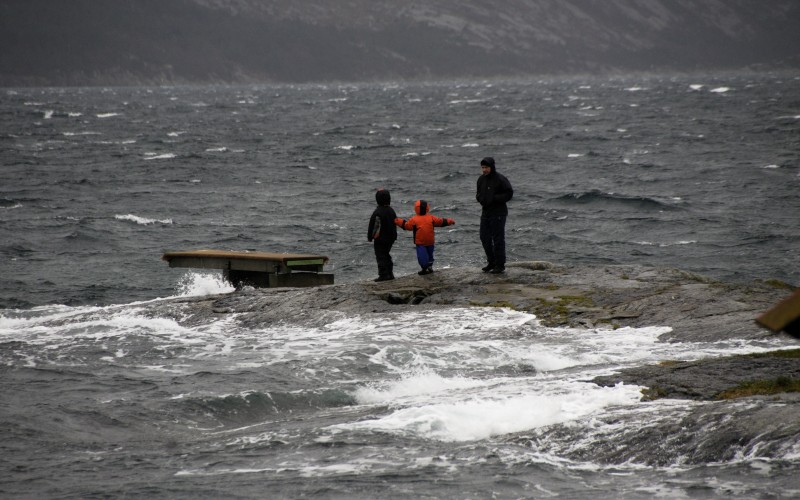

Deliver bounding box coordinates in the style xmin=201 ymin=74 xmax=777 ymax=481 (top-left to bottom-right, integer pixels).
xmin=335 ymin=145 xmax=354 ymax=150
xmin=634 ymin=240 xmax=697 ymax=247
xmin=175 ymin=462 xmax=372 ymax=478
xmin=176 ymin=272 xmax=235 ymax=297
xmin=144 ymin=153 xmax=176 ymax=160
xmin=337 ymin=382 xmax=641 ymax=442
xmin=115 ymin=214 xmax=173 ymax=225
xmin=326 ymin=308 xmax=536 ymax=339
xmin=710 ymin=87 xmax=731 ymax=93
xmin=461 ymin=143 xmax=479 ymax=147
xmin=3 ymin=299 xmax=794 ymax=458
xmin=354 ymin=371 xmax=485 ymax=404
xmin=689 ymin=84 xmax=704 ymax=91
xmin=96 ymin=112 xmax=120 ymax=118
xmin=99 ymin=140 xmax=137 ymax=145
xmin=1 ymin=297 xmax=255 ymax=373
xmin=0 ymin=306 xmax=203 ymax=350
xmin=309 ymin=313 xmax=795 ymax=443
xmin=43 ymin=110 xmax=54 ymax=119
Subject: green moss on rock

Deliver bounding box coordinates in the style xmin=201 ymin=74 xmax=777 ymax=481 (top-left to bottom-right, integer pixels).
xmin=717 ymin=376 xmax=800 ymax=399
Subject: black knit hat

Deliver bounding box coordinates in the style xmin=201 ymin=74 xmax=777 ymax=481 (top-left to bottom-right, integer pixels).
xmin=480 ymin=157 xmax=496 ymax=170
xmin=376 ymin=189 xmax=391 ymax=206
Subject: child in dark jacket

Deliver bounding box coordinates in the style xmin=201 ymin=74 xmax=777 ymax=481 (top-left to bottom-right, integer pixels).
xmin=367 ymin=189 xmax=398 ymax=281
xmin=395 ymin=199 xmax=455 ymax=275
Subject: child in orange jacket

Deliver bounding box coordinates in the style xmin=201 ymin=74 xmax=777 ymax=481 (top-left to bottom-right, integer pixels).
xmin=395 ymin=199 xmax=455 ymax=275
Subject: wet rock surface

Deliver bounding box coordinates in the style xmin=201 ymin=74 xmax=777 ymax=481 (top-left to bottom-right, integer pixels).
xmin=152 ymin=261 xmax=799 ymax=461
xmin=592 ymin=354 xmax=800 ymax=400
xmin=521 ymin=392 xmax=800 ymax=466
xmin=159 ymin=261 xmax=798 ymax=395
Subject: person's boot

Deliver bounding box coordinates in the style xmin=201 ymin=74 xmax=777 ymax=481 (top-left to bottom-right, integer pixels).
xmin=489 ymin=266 xmax=505 ymax=274
xmin=482 ymin=263 xmax=495 ymax=272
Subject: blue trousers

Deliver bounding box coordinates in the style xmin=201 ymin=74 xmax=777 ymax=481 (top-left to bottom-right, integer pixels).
xmin=480 ymin=215 xmax=507 ymax=267
xmin=416 ymin=245 xmax=435 ymax=269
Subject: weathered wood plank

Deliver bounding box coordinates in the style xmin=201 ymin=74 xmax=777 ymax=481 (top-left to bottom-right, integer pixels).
xmin=162 ymin=249 xmax=333 ymax=289
xmin=756 ymin=289 xmax=800 ymax=338
xmin=163 ymin=249 xmax=328 ymax=265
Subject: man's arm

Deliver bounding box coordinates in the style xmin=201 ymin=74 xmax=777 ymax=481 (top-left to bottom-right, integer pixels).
xmin=495 ymin=175 xmax=513 ymax=203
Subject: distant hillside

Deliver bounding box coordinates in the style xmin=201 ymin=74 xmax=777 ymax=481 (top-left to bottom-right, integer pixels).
xmin=1 ymin=0 xmax=799 ymax=86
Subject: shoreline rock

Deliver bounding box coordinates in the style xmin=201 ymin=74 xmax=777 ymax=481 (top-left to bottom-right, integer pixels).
xmin=162 ymin=261 xmax=798 ymax=400
xmin=153 ymin=261 xmax=799 ymax=464
xmin=592 ymin=351 xmax=800 ymax=401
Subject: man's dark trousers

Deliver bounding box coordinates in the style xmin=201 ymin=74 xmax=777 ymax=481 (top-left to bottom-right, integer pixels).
xmin=480 ymin=215 xmax=506 ymax=268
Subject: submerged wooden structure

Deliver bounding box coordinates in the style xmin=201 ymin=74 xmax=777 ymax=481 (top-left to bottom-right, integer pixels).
xmin=756 ymin=289 xmax=800 ymax=339
xmin=162 ymin=249 xmax=333 ymax=289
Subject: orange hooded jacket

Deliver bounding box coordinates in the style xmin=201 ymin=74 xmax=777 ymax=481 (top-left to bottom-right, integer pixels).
xmin=394 ymin=200 xmax=455 ymax=246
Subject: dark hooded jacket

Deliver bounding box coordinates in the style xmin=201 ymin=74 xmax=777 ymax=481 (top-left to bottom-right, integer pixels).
xmin=368 ymin=189 xmax=397 ymax=243
xmin=476 ymin=158 xmax=513 ymax=217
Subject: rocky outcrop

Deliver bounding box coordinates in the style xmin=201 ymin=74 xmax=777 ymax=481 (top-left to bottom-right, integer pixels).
xmin=163 ymin=261 xmax=799 ymax=395
xmin=524 ymin=391 xmax=800 ymax=466
xmin=150 ymin=262 xmax=800 ymax=465
xmin=593 ymin=351 xmax=800 ymax=401
xmin=167 ymin=261 xmax=791 ymax=342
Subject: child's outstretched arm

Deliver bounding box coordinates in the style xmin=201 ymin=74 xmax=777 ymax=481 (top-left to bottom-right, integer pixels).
xmin=432 ymin=216 xmax=456 ymax=227
xmin=395 ymin=217 xmax=413 ymax=230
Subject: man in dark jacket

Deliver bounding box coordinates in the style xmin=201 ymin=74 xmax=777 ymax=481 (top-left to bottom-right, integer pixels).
xmin=367 ymin=188 xmax=398 ymax=281
xmin=476 ymin=157 xmax=513 ymax=273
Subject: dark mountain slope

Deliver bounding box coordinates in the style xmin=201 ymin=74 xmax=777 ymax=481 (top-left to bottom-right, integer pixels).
xmin=1 ymin=0 xmax=798 ymax=86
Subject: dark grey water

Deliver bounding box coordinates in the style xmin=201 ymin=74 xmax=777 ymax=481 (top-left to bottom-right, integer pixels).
xmin=2 ymin=74 xmax=798 ymax=308
xmin=1 ymin=73 xmax=799 ymax=498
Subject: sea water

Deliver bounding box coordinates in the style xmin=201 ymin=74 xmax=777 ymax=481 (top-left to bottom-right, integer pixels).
xmin=1 ymin=73 xmax=799 ymax=497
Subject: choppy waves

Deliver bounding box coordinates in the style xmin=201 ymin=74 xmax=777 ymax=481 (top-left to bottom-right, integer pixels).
xmin=2 ymin=74 xmax=799 ymax=497
xmin=115 ymin=213 xmax=174 ymax=225
xmin=1 ymin=289 xmax=798 ymax=496
xmin=551 ymin=190 xmax=684 ymax=212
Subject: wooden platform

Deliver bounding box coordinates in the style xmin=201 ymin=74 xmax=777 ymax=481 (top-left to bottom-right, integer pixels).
xmin=756 ymin=289 xmax=800 ymax=339
xmin=162 ymin=249 xmax=333 ymax=289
